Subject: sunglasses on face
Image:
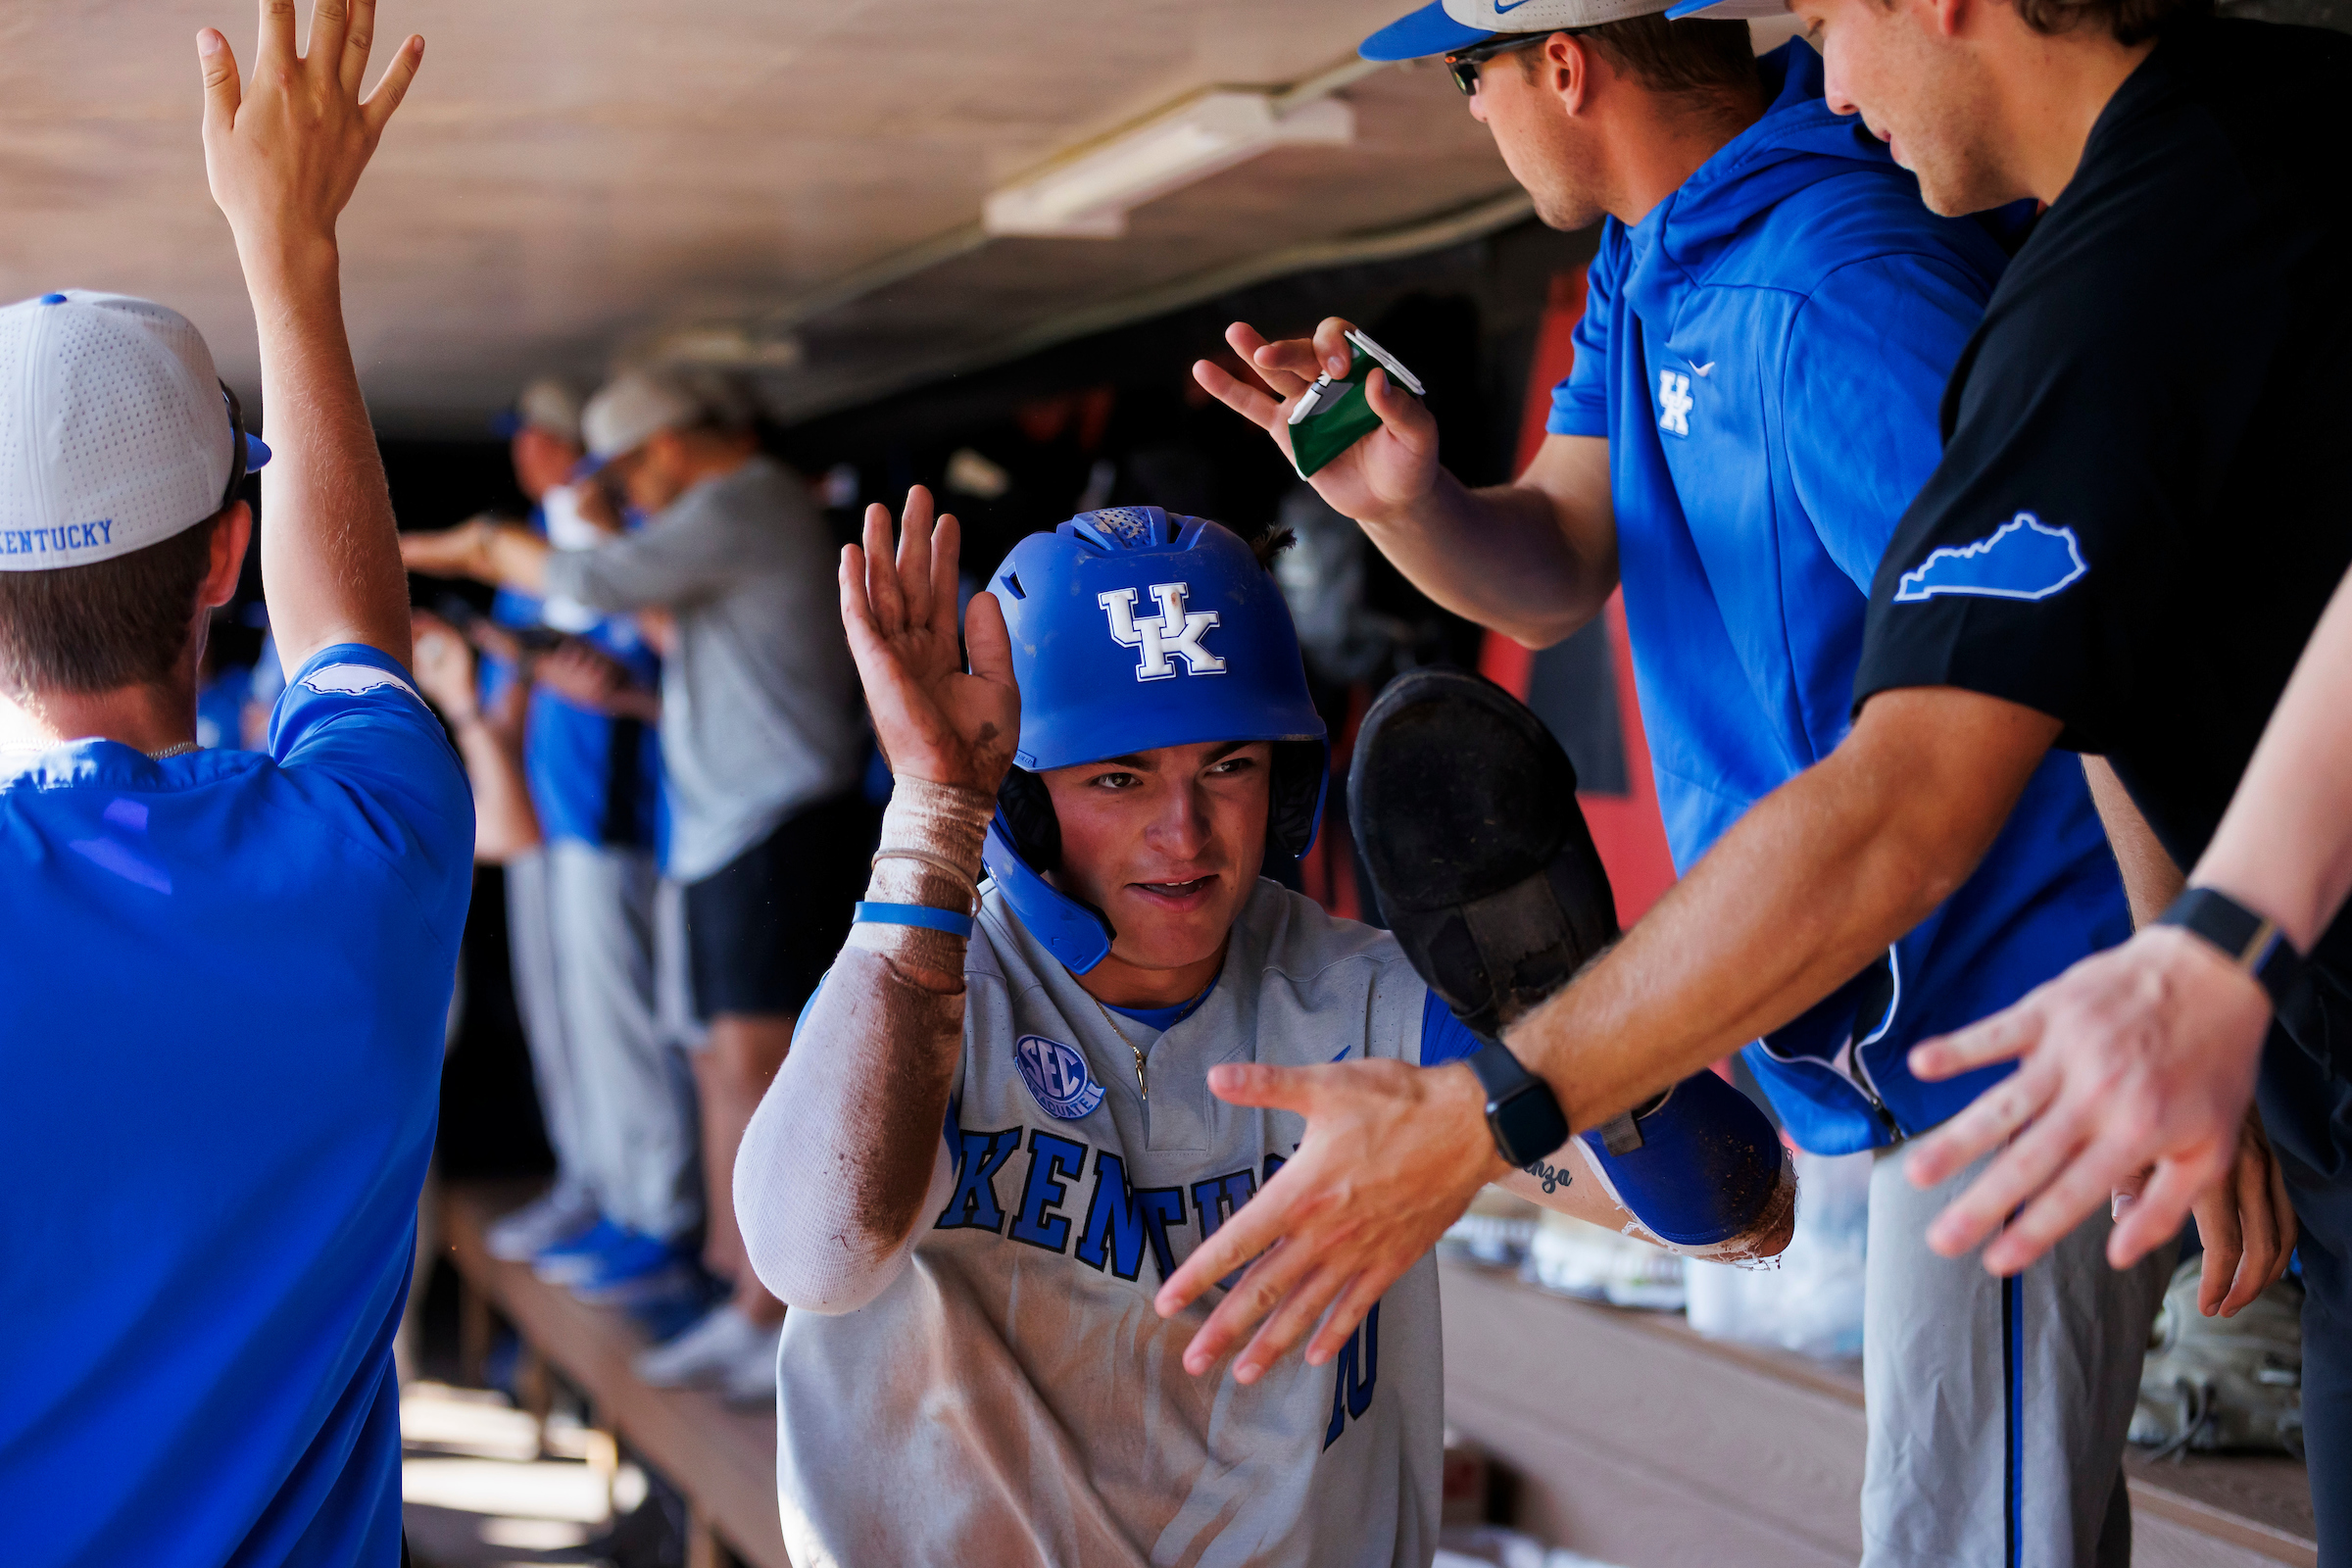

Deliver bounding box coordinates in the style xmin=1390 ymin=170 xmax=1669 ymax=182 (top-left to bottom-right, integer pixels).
xmin=1446 ymin=33 xmax=1554 ymax=96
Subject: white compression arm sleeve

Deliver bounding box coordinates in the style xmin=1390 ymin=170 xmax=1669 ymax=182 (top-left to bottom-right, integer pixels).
xmin=733 ymin=776 xmax=992 ymax=1314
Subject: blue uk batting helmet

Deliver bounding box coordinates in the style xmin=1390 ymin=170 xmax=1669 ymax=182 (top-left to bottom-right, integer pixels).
xmin=982 ymin=506 xmax=1330 ymax=972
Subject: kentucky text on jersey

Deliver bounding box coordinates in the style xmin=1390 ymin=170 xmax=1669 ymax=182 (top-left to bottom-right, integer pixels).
xmin=936 ymin=1125 xmax=1383 ymax=1447
xmin=937 ymin=1124 xmax=1288 ymax=1284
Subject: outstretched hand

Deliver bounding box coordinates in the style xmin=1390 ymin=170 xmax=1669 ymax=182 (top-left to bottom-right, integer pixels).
xmin=199 ymin=0 xmax=422 ymax=257
xmin=398 ymin=518 xmax=497 ymax=580
xmin=1193 ymin=318 xmax=1440 ymax=525
xmin=408 ymin=611 xmax=477 ymax=722
xmin=1152 ymin=1057 xmax=1503 ymax=1384
xmin=1903 ymin=925 xmax=2281 ymax=1298
xmin=840 ymin=487 xmax=1019 ymax=795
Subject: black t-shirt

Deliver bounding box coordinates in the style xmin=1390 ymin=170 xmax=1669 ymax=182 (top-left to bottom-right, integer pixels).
xmin=1855 ymin=18 xmax=2352 ymax=993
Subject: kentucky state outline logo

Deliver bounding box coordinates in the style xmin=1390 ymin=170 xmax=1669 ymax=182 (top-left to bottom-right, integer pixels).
xmin=298 ymin=662 xmax=424 ymax=705
xmin=1656 ymin=369 xmax=1692 ymax=438
xmin=1098 ymin=581 xmax=1225 ymax=680
xmin=1893 ymin=513 xmax=2088 ymax=603
xmin=1014 ymin=1034 xmax=1106 ymax=1120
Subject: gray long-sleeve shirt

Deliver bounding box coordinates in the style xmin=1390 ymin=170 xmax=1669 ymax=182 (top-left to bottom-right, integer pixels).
xmin=544 ymin=455 xmax=861 ymax=881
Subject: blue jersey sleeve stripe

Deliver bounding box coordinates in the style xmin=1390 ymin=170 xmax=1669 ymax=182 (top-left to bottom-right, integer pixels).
xmin=1417 ymin=988 xmax=1484 ymax=1067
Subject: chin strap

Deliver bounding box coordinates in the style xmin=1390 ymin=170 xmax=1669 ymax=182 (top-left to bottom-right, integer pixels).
xmin=981 ymin=812 xmax=1116 ymax=973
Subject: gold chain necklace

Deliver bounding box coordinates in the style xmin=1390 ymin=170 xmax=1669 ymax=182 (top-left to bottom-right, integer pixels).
xmin=1089 ymin=997 xmax=1149 ymax=1102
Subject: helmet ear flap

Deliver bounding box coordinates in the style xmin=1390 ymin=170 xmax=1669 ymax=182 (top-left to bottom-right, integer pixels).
xmin=997 ymin=766 xmax=1062 ymax=870
xmin=1268 ymin=740 xmax=1329 ymax=860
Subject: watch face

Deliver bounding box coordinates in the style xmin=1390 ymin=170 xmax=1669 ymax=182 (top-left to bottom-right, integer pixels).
xmin=1493 ymin=1083 xmax=1569 ymax=1167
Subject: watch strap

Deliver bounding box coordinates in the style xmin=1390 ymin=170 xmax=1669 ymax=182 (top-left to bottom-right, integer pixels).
xmin=1464 ymin=1037 xmax=1571 ymax=1167
xmin=1464 ymin=1035 xmax=1531 ymax=1102
xmin=2156 ymin=887 xmax=2308 ymax=1009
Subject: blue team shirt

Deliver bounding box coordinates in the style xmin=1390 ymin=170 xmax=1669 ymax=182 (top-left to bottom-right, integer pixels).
xmin=1546 ymin=42 xmax=2129 ymax=1152
xmin=487 ymin=540 xmax=662 ymax=852
xmin=0 ymin=643 xmax=473 ymax=1568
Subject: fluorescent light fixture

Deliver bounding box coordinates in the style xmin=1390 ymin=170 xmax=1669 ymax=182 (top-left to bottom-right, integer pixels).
xmin=651 ymin=324 xmax=805 ymax=369
xmin=984 ymin=90 xmax=1354 ymax=240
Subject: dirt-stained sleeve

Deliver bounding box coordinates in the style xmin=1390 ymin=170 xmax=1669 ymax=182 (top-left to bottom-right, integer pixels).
xmin=734 ymin=945 xmax=963 ymax=1313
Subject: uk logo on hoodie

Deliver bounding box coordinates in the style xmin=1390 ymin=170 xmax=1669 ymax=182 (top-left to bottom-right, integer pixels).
xmin=1656 ymin=368 xmax=1693 ymax=437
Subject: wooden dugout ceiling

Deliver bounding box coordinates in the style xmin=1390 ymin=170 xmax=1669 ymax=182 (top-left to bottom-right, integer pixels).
xmin=0 ymin=1 xmax=1522 ymax=433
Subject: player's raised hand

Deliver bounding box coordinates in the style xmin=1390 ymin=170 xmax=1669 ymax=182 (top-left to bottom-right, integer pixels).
xmin=1194 ymin=318 xmax=1441 ymax=526
xmin=842 ymin=486 xmax=1019 ymax=795
xmin=1154 ymin=1056 xmax=1503 ymax=1384
xmin=198 ymin=0 xmax=422 ymax=256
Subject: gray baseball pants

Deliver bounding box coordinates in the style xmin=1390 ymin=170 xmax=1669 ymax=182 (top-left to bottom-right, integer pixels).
xmin=543 ymin=839 xmax=702 ymax=1243
xmin=505 ymin=851 xmax=590 ymax=1196
xmin=1860 ymin=1140 xmax=2172 ymax=1568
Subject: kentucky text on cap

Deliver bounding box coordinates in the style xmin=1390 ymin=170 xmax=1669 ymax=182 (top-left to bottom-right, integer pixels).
xmin=0 ymin=290 xmax=270 ymax=573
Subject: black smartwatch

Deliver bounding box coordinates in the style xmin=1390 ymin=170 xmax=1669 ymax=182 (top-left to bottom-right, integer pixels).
xmin=1464 ymin=1038 xmax=1571 ymax=1168
xmin=2156 ymin=887 xmax=2309 ymax=1010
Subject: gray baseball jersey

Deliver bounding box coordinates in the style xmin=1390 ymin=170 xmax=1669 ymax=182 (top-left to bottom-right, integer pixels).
xmin=774 ymin=878 xmax=1446 ymax=1568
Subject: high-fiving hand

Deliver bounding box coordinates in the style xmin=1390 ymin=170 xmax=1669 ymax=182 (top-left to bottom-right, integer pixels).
xmin=199 ymin=0 xmax=422 ymax=257
xmin=1152 ymin=1054 xmax=1501 ymax=1385
xmin=839 ymin=487 xmax=1019 ymax=796
xmin=1903 ymin=924 xmax=2290 ymax=1313
xmin=197 ymin=0 xmax=424 ymax=674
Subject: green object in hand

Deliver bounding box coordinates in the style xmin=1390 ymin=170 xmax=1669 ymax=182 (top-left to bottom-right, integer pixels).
xmin=1286 ymin=329 xmax=1426 ymax=479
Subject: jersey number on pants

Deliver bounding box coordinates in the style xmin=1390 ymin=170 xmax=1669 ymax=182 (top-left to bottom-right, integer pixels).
xmin=1323 ymin=1301 xmax=1381 ymax=1449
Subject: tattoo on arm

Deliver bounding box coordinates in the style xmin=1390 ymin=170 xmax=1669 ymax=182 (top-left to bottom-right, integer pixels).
xmin=1522 ymin=1156 xmax=1571 ymax=1196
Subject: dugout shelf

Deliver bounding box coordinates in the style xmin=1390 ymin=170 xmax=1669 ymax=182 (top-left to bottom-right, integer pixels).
xmin=442 ymin=1181 xmax=790 ymax=1568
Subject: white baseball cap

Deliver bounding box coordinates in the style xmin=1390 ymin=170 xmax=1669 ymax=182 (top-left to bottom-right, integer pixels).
xmin=0 ymin=290 xmax=270 ymax=572
xmin=1361 ymin=0 xmax=1680 ymax=60
xmin=579 ymin=368 xmax=753 ymax=469
xmin=494 ymin=375 xmax=586 ymax=445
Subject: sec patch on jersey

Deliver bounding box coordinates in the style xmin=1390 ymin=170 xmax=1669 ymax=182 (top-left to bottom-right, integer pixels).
xmin=1894 ymin=513 xmax=2087 ymax=604
xmin=1014 ymin=1033 xmax=1105 ymax=1120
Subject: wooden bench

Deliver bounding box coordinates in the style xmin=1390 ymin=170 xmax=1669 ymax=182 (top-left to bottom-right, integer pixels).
xmin=1440 ymin=1255 xmax=2318 ymax=1567
xmin=442 ymin=1182 xmax=2313 ymax=1567
xmin=441 ymin=1182 xmax=789 ymax=1568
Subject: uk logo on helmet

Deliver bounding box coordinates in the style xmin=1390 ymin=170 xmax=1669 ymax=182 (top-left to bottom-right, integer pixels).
xmin=1098 ymin=581 xmax=1226 ymax=681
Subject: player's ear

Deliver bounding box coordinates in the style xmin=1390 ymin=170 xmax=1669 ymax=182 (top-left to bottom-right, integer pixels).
xmin=1550 ymin=32 xmax=1596 ymax=115
xmin=200 ymin=502 xmax=253 ymax=611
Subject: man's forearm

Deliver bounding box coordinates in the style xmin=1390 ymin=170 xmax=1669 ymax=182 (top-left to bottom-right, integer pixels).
xmin=1357 ymin=448 xmax=1616 ymax=649
xmin=246 ymin=241 xmax=412 ymax=671
xmin=2195 ymin=564 xmax=2352 ymax=952
xmin=734 ymin=774 xmax=991 ymax=1311
xmin=2082 ymin=756 xmax=2183 ymax=928
xmin=486 ymin=528 xmax=552 ymax=596
xmin=1509 ymin=689 xmax=2062 ymax=1130
xmin=452 ymin=715 xmax=540 ymax=861
xmin=733 ymin=945 xmax=962 ymax=1312
xmin=600 ymin=687 xmax=662 ymax=724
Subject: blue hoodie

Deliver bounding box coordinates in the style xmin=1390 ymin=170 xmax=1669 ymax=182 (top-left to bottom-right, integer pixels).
xmin=1547 ymin=43 xmax=2129 ymax=1153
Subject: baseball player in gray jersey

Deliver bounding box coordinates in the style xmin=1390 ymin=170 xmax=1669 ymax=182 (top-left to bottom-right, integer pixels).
xmin=735 ymin=489 xmax=1795 ymax=1567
